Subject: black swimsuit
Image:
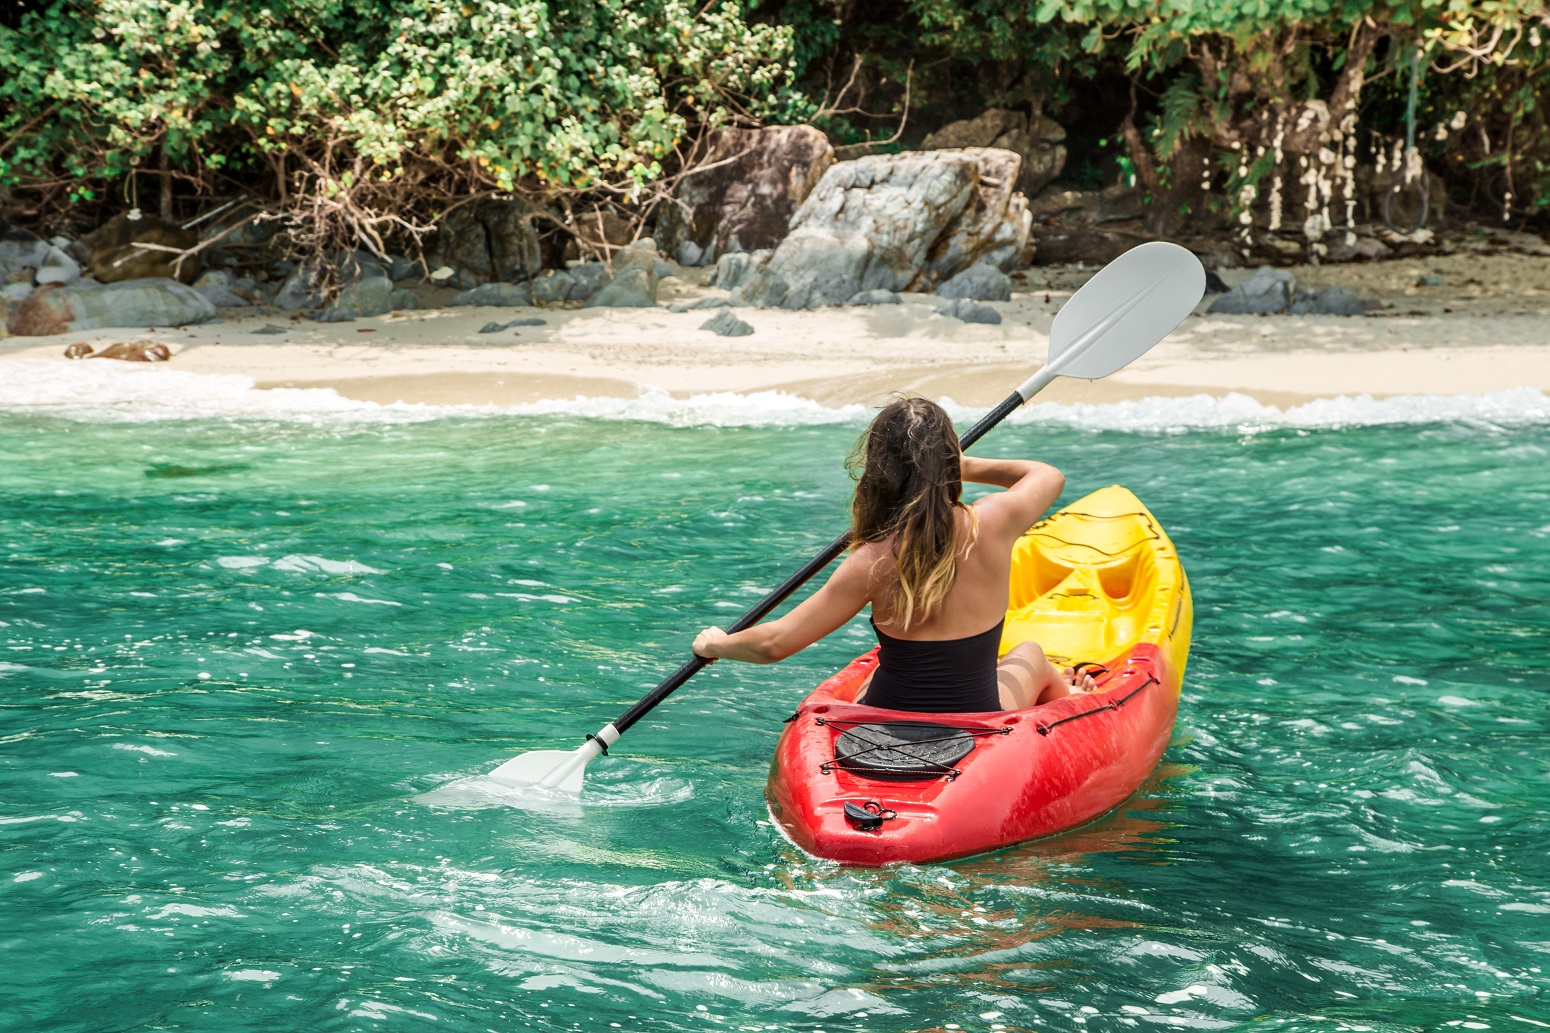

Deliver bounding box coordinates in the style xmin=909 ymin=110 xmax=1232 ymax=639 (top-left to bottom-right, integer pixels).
xmin=861 ymin=618 xmax=1005 ymax=713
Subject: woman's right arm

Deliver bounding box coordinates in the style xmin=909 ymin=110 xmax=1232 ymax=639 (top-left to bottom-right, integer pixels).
xmin=962 ymin=455 xmax=1064 ymax=532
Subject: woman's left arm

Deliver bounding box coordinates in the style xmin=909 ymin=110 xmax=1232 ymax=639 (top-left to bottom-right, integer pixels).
xmin=693 ymin=552 xmax=872 ymax=663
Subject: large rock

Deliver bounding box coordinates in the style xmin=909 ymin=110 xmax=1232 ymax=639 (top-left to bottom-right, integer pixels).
xmin=316 ymin=267 xmax=392 ymax=321
xmin=276 ymin=264 xmax=325 ymax=311
xmin=934 ymin=298 xmax=1002 ymax=325
xmin=936 ymin=263 xmax=1011 ymax=302
xmin=565 ymin=262 xmax=609 ymax=302
xmin=710 ymin=250 xmax=770 ymax=291
xmin=449 ymin=282 xmax=535 ymax=307
xmin=1287 ymin=286 xmax=1371 ymax=316
xmin=6 ymin=279 xmax=215 ymax=336
xmin=700 ymin=310 xmax=753 ymax=337
xmin=0 ymin=224 xmax=50 ymax=276
xmin=738 ymin=149 xmax=1030 ymax=309
xmin=424 ymin=201 xmax=542 ymax=288
xmin=583 ymin=242 xmax=660 ymax=308
xmin=668 ymin=126 xmax=834 ymax=259
xmin=923 ymin=108 xmax=1067 ymax=197
xmin=529 ymin=271 xmax=573 ymax=305
xmin=1208 ymin=267 xmax=1296 ymax=315
xmin=35 ymin=246 xmax=81 ymax=286
xmin=82 ymin=213 xmax=201 ymax=284
xmin=193 ymin=269 xmax=251 ymax=308
xmin=922 ymin=149 xmax=1030 ymax=280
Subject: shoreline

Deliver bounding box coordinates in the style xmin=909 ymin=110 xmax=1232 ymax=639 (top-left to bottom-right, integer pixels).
xmin=4 ymin=253 xmax=1549 ymax=410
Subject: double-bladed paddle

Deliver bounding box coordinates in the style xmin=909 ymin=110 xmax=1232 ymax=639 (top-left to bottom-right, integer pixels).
xmin=487 ymin=240 xmax=1206 ymax=794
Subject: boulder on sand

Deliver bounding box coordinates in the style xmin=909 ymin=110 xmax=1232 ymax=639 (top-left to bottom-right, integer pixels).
xmin=6 ymin=278 xmax=215 ymax=336
xmin=700 ymin=310 xmax=753 ymax=337
xmin=450 ymin=282 xmax=536 ymax=307
xmin=193 ymin=269 xmax=251 ymax=308
xmin=1287 ymin=286 xmax=1372 ymax=316
xmin=315 ymin=266 xmax=393 ymax=321
xmin=737 ymin=149 xmax=1030 ymax=309
xmin=934 ymin=298 xmax=1002 ymax=325
xmin=667 ymin=125 xmax=834 ymax=259
xmin=565 ymin=262 xmax=609 ymax=302
xmin=1208 ymin=267 xmax=1296 ymax=315
xmin=710 ymin=250 xmax=770 ymax=292
xmin=936 ymin=263 xmax=1011 ymax=302
xmin=529 ymin=271 xmax=574 ymax=305
xmin=583 ymin=241 xmax=661 ymax=309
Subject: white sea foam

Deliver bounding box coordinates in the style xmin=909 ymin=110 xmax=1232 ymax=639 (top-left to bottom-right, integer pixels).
xmin=0 ymin=359 xmax=403 ymax=421
xmin=2 ymin=357 xmax=1546 ymax=431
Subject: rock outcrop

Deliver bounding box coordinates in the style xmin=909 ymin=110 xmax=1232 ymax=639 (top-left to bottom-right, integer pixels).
xmin=1287 ymin=286 xmax=1374 ymax=316
xmin=424 ymin=201 xmax=542 ymax=288
xmin=0 ymin=224 xmax=51 ymax=277
xmin=82 ymin=213 xmax=201 ymax=284
xmin=923 ymin=109 xmax=1067 ymax=197
xmin=701 ymin=310 xmax=753 ymax=336
xmin=6 ymin=279 xmax=215 ymax=336
xmin=583 ymin=241 xmax=663 ymax=308
xmin=315 ymin=265 xmax=393 ymax=321
xmin=936 ymin=262 xmax=1011 ymax=302
xmin=737 ymin=149 xmax=1030 ymax=309
xmin=1208 ymin=267 xmax=1297 ymax=314
xmin=450 ymin=282 xmax=536 ymax=307
xmin=666 ymin=126 xmax=834 ymax=262
xmin=934 ymin=298 xmax=1002 ymax=324
xmin=192 ymin=269 xmax=251 ymax=308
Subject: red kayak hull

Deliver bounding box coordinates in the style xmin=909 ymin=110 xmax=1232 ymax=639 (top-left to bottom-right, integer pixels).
xmin=766 ymin=643 xmax=1179 ymax=865
xmin=765 ymin=485 xmax=1190 ymax=865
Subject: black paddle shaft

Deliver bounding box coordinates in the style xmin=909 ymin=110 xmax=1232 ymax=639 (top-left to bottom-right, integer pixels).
xmin=609 ymin=390 xmax=1026 ymax=737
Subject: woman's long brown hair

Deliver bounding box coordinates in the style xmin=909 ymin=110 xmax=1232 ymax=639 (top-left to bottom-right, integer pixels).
xmin=848 ymin=397 xmax=976 ymax=630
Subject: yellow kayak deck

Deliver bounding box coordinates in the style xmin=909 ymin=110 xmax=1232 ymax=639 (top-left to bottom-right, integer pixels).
xmin=1001 ymin=484 xmax=1192 ymax=686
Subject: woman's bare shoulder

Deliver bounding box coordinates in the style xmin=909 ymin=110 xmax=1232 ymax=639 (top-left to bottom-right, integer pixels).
xmin=844 ymin=539 xmax=894 ymax=585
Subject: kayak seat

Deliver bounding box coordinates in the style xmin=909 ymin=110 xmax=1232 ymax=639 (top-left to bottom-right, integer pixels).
xmin=833 ymin=721 xmax=976 ymax=781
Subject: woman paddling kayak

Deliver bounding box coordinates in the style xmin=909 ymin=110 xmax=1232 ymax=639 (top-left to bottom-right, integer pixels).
xmin=692 ymin=397 xmax=1096 ymax=711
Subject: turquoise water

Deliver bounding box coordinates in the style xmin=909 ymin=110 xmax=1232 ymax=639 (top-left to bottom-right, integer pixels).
xmin=2 ymin=394 xmax=1548 ymax=1031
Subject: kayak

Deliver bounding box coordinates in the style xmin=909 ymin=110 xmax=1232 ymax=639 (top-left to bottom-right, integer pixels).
xmin=766 ymin=484 xmax=1192 ymax=865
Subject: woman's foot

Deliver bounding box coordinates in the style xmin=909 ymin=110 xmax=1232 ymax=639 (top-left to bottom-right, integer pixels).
xmin=1063 ymin=667 xmax=1098 ymax=692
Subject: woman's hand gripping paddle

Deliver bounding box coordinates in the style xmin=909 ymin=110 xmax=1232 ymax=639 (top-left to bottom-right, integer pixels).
xmin=487 ymin=241 xmax=1205 ymax=794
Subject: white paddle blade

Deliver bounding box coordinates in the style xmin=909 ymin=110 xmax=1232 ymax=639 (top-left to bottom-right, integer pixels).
xmin=486 ymin=744 xmax=597 ymax=795
xmin=1047 ymin=241 xmax=1205 ymax=380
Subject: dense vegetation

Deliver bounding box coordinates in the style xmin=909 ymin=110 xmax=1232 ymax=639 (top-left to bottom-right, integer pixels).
xmin=1 ymin=0 xmax=1546 ymax=256
xmin=767 ymin=0 xmax=1550 ymax=234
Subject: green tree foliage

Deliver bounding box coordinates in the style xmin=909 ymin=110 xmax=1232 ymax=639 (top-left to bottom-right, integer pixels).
xmin=0 ymin=0 xmax=805 ymax=252
xmin=762 ymin=0 xmax=1550 ymax=229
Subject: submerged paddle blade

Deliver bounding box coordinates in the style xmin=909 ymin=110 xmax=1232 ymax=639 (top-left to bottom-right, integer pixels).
xmin=1047 ymin=241 xmax=1205 ymax=380
xmin=485 ymin=723 xmax=618 ymax=795
xmin=486 ymin=745 xmax=595 ymax=795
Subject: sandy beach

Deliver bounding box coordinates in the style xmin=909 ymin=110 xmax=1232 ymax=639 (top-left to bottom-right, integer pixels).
xmin=4 ymin=250 xmax=1549 ymax=409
